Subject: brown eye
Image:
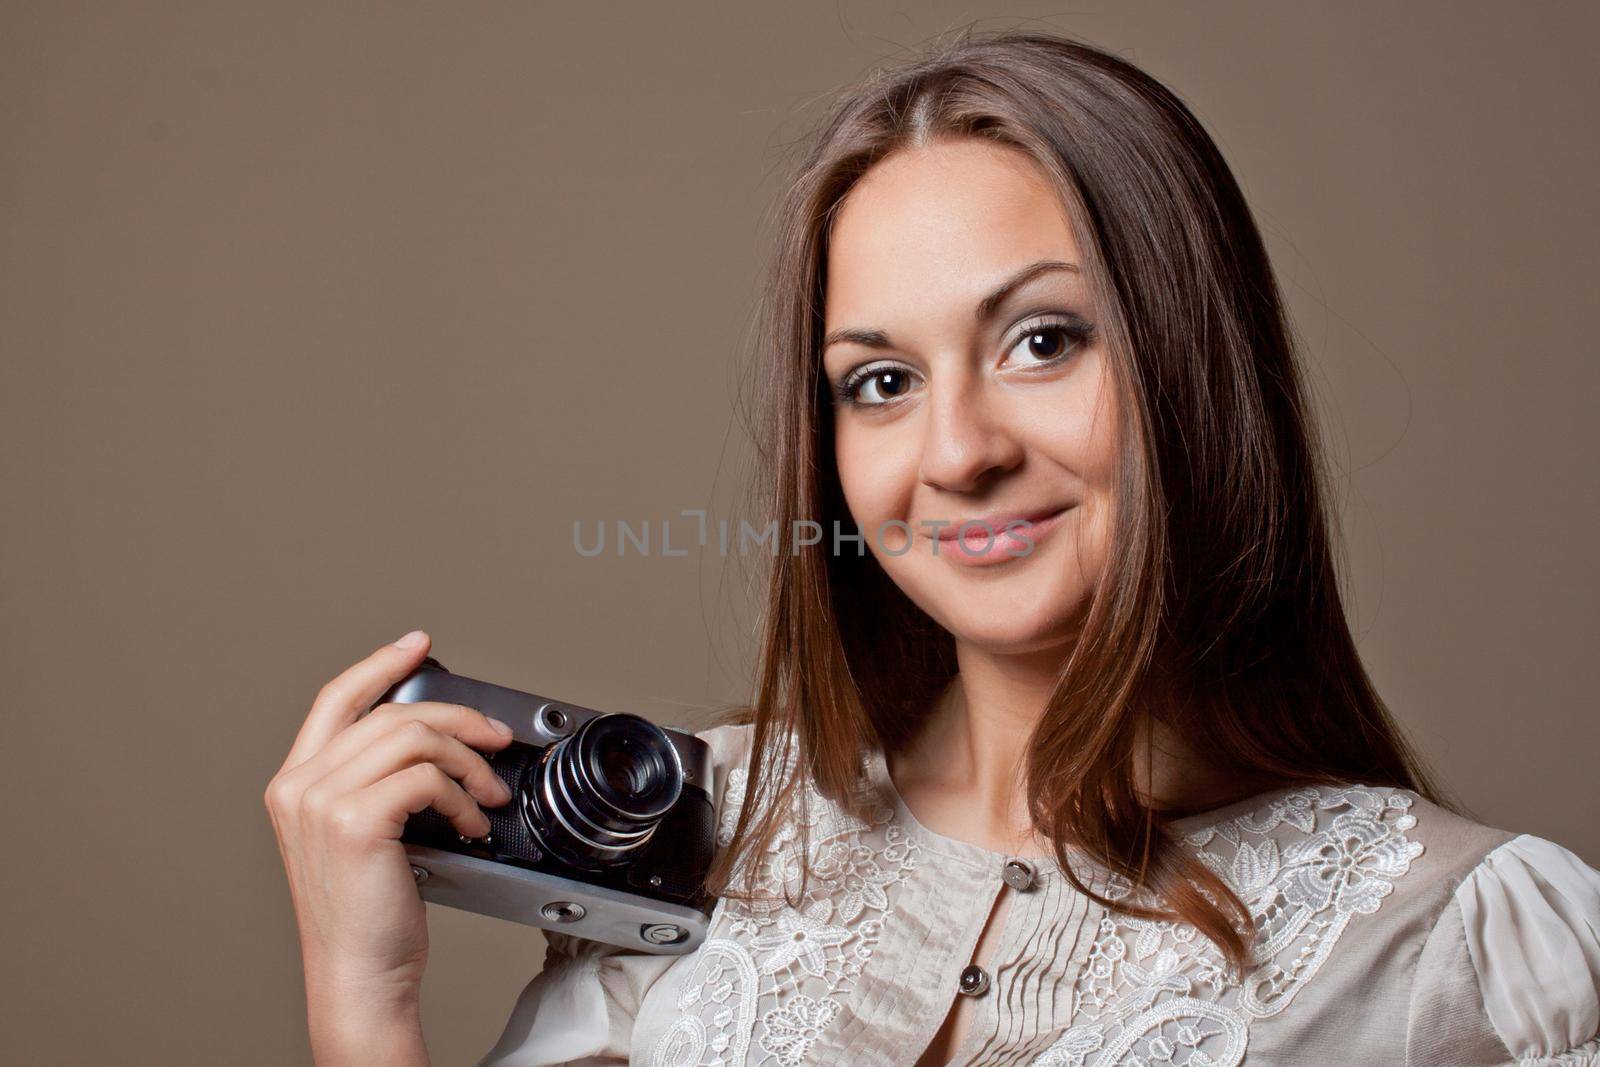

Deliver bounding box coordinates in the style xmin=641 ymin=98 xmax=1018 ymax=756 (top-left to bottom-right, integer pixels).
xmin=1024 ymin=330 xmax=1067 ymax=359
xmin=1003 ymin=321 xmax=1092 ymax=369
xmin=863 ymin=369 xmax=910 ymax=402
xmin=840 ymin=362 xmax=920 ymax=406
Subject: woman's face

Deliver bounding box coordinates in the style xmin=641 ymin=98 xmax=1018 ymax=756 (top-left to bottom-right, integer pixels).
xmin=822 ymin=139 xmax=1119 ymax=655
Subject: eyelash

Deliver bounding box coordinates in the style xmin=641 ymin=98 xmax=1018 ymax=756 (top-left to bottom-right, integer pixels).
xmin=831 ymin=315 xmax=1096 ymax=409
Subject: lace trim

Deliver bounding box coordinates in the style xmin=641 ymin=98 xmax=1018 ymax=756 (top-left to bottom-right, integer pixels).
xmin=1031 ymin=783 xmax=1425 ymax=1066
xmin=650 ymin=752 xmax=921 ymax=1067
xmin=651 ymin=767 xmax=1427 ymax=1067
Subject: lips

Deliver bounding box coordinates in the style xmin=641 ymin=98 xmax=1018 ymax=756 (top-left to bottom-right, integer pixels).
xmin=930 ymin=506 xmax=1070 ymax=540
xmin=922 ymin=505 xmax=1074 ymax=566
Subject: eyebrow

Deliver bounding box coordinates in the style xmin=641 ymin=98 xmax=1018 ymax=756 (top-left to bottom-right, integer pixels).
xmin=821 ymin=259 xmax=1080 ymax=351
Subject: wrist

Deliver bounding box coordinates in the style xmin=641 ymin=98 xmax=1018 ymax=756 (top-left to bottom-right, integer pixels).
xmin=307 ymin=990 xmax=427 ymax=1067
xmin=305 ymin=966 xmax=427 ymax=1066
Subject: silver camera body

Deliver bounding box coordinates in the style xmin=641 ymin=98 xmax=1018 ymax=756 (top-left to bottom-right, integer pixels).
xmin=377 ymin=657 xmax=717 ymax=955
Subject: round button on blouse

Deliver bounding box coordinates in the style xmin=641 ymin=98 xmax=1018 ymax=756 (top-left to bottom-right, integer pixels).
xmin=1001 ymin=858 xmax=1036 ymax=891
xmin=957 ymin=964 xmax=991 ymax=997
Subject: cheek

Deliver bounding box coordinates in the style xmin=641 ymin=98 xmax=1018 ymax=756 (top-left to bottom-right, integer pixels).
xmin=833 ymin=423 xmax=919 ymax=528
xmin=1045 ymin=406 xmax=1120 ymax=587
xmin=1021 ymin=357 xmax=1119 ymax=471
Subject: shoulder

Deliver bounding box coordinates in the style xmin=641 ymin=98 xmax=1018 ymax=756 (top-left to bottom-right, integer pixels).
xmin=690 ymin=721 xmax=756 ymax=804
xmin=1176 ymin=779 xmax=1508 ymax=896
xmin=1421 ymin=831 xmax=1600 ymax=1064
xmin=1375 ymin=786 xmax=1600 ymax=1065
xmin=1182 ymin=779 xmax=1520 ymax=899
xmin=1184 ymin=781 xmax=1600 ymax=1062
xmin=690 ymin=720 xmax=759 ymax=845
xmin=1396 ymin=787 xmax=1523 ymax=884
xmin=692 ymin=719 xmax=756 ymax=776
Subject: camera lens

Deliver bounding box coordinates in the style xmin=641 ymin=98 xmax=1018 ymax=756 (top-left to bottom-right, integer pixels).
xmin=521 ymin=713 xmax=684 ymax=870
xmin=599 ymin=743 xmax=642 ymax=794
xmin=582 ymin=715 xmax=679 ymax=821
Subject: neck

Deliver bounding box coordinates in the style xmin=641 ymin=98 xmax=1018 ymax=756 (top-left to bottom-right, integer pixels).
xmin=888 ymin=640 xmax=1255 ymax=854
xmin=885 ymin=641 xmax=1065 ymax=855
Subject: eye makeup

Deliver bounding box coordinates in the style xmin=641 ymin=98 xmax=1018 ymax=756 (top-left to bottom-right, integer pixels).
xmin=829 ymin=312 xmax=1095 ymax=409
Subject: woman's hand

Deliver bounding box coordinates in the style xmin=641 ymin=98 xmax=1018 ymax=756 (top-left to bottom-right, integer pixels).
xmin=264 ymin=630 xmax=517 ymax=1064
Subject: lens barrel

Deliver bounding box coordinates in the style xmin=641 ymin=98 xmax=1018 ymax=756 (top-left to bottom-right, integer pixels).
xmin=521 ymin=712 xmax=684 ymax=869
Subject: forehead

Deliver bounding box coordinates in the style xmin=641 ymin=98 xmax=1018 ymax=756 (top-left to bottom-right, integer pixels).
xmin=823 ymin=140 xmax=1083 ymax=322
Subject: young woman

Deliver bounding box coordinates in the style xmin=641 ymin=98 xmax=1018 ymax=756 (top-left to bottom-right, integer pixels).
xmin=266 ymin=30 xmax=1600 ymax=1067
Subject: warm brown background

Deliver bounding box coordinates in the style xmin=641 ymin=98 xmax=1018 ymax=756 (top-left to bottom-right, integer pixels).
xmin=3 ymin=2 xmax=1594 ymax=1064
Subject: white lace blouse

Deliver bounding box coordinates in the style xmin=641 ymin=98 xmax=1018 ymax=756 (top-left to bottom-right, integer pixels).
xmin=474 ymin=723 xmax=1600 ymax=1066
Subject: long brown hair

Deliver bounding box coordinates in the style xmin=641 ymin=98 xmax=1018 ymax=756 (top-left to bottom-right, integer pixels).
xmin=704 ymin=25 xmax=1457 ymax=975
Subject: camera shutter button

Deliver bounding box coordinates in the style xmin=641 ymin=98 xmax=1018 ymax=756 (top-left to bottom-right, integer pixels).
xmin=541 ymin=901 xmax=586 ymax=923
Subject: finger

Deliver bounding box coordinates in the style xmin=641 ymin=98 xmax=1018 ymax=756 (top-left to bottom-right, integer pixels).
xmin=358 ymin=762 xmax=492 ymax=842
xmin=284 ymin=699 xmax=515 ymax=790
xmin=284 ymin=630 xmax=432 ymax=771
xmin=309 ymin=719 xmax=513 ymax=811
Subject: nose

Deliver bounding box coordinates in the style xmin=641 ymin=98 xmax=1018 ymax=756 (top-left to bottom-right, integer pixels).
xmin=917 ymin=378 xmax=1023 ymax=493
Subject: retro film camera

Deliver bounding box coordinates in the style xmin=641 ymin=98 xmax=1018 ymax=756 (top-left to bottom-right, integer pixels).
xmin=375 ymin=657 xmax=717 ymax=954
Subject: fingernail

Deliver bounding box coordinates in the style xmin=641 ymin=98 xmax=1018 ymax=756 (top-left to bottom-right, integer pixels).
xmin=393 ymin=630 xmax=427 ymax=649
xmin=487 ymin=716 xmax=514 ymax=736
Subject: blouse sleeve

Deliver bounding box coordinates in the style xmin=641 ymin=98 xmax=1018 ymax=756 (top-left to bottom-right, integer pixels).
xmin=472 ymin=931 xmax=678 ymax=1067
xmin=1407 ymin=833 xmax=1600 ymax=1066
xmin=473 ymin=721 xmax=753 ymax=1067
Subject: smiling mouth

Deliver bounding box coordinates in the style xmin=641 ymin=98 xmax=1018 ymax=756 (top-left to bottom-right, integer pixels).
xmin=919 ymin=506 xmax=1074 ymax=565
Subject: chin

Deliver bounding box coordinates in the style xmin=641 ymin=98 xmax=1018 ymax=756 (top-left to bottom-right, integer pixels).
xmin=874 ymin=541 xmax=1097 ymax=654
xmin=922 ymin=587 xmax=1089 ymax=655
xmin=943 ymin=617 xmax=1077 ymax=655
